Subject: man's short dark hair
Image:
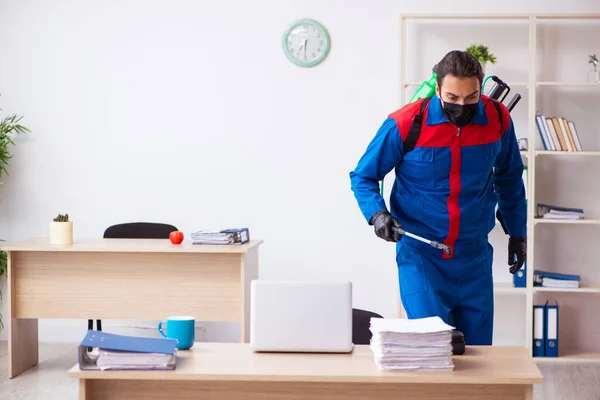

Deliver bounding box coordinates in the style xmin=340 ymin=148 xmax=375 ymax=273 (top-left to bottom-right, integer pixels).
xmin=433 ymin=50 xmax=484 ymax=89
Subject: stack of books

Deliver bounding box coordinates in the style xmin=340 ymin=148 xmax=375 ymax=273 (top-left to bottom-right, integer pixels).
xmin=78 ymin=331 xmax=177 ymax=371
xmin=536 ymin=203 xmax=584 ymax=220
xmin=534 ymin=270 xmax=581 ymax=289
xmin=535 ymin=114 xmax=583 ymax=152
xmin=190 ymin=228 xmax=250 ymax=245
xmin=369 ymin=316 xmax=455 ymax=371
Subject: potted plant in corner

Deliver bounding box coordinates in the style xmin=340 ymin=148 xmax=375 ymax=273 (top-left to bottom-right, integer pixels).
xmin=466 ymin=44 xmax=496 ymax=75
xmin=0 ymin=94 xmax=30 ymax=330
xmin=50 ymin=213 xmax=73 ymax=245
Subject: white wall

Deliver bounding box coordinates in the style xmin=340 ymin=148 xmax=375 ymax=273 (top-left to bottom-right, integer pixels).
xmin=0 ymin=0 xmax=598 ymax=343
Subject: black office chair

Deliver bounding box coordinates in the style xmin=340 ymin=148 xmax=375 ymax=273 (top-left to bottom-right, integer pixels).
xmin=352 ymin=308 xmax=383 ymax=345
xmin=89 ymin=222 xmax=178 ymax=333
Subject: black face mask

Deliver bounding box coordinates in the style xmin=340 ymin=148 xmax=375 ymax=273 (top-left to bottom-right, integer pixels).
xmin=442 ymin=101 xmax=478 ymax=127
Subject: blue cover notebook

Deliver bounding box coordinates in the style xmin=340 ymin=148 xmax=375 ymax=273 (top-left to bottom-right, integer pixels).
xmin=80 ymin=330 xmax=177 ymax=354
xmin=78 ymin=330 xmax=177 ymax=371
xmin=534 ymin=270 xmax=581 ymax=282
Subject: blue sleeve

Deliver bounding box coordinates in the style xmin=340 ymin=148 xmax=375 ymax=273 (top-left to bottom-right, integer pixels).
xmin=494 ymin=118 xmax=527 ymax=237
xmin=349 ymin=118 xmax=403 ymax=224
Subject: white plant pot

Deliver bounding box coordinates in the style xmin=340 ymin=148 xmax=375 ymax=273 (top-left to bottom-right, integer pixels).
xmin=480 ymin=61 xmax=487 ymax=75
xmin=50 ymin=221 xmax=73 ymax=245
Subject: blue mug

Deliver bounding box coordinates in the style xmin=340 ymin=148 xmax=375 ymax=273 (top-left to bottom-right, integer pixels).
xmin=158 ymin=316 xmax=195 ymax=350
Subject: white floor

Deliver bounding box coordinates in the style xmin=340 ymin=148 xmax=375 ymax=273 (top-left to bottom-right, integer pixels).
xmin=1 ymin=342 xmax=599 ymax=400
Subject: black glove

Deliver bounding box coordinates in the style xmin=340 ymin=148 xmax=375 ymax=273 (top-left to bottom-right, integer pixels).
xmin=370 ymin=210 xmax=403 ymax=242
xmin=508 ymin=236 xmax=526 ymax=274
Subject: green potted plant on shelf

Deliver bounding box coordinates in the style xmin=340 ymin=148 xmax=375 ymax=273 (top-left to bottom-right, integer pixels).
xmin=0 ymin=94 xmax=30 ymax=330
xmin=466 ymin=44 xmax=497 ymax=75
xmin=50 ymin=213 xmax=73 ymax=245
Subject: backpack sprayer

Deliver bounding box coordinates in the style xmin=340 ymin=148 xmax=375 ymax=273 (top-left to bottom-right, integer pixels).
xmin=410 ymin=71 xmax=521 ymax=109
xmin=382 ymin=70 xmax=523 ymax=255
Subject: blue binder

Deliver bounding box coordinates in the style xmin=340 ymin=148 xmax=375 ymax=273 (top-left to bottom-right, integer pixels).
xmin=544 ymin=301 xmax=559 ymax=357
xmin=80 ymin=330 xmax=177 ymax=354
xmin=513 ymin=260 xmax=526 ymax=288
xmin=533 ymin=304 xmax=546 ymax=357
xmin=78 ymin=330 xmax=177 ymax=370
xmin=534 ymin=270 xmax=580 ymax=281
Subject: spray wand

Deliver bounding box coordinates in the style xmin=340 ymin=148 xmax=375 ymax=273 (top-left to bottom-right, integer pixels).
xmin=394 ymin=226 xmax=452 ymax=256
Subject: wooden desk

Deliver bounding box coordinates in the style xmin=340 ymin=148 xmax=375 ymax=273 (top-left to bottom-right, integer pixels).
xmin=4 ymin=238 xmax=262 ymax=378
xmin=68 ymin=343 xmax=543 ymax=400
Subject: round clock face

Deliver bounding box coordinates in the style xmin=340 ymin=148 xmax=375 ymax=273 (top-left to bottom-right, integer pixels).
xmin=282 ymin=19 xmax=330 ymax=67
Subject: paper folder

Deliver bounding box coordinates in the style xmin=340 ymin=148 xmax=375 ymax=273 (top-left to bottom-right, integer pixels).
xmin=513 ymin=260 xmax=526 ymax=288
xmin=533 ymin=305 xmax=546 ymax=357
xmin=78 ymin=330 xmax=177 ymax=371
xmin=544 ymin=301 xmax=559 ymax=357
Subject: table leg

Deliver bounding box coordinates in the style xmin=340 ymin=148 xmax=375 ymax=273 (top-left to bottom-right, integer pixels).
xmin=524 ymin=385 xmax=533 ymax=400
xmin=7 ymin=250 xmax=39 ymax=378
xmin=79 ymin=380 xmax=90 ymax=400
xmin=241 ymin=246 xmax=259 ymax=343
xmin=8 ymin=318 xmax=39 ymax=378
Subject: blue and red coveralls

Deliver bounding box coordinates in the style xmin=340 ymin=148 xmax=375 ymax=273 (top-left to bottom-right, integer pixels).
xmin=350 ymin=94 xmax=527 ymax=345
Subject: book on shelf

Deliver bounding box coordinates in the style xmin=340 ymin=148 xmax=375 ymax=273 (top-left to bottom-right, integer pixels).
xmin=78 ymin=330 xmax=178 ymax=371
xmin=534 ymin=270 xmax=581 ymax=289
xmin=535 ymin=114 xmax=583 ymax=151
xmin=535 ymin=203 xmax=584 ymax=220
xmin=190 ymin=228 xmax=250 ymax=245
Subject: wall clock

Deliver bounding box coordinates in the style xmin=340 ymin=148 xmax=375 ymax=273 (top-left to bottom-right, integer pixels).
xmin=282 ymin=19 xmax=330 ymax=67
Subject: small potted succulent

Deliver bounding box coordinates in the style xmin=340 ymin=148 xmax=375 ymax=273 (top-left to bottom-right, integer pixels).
xmin=466 ymin=44 xmax=496 ymax=75
xmin=50 ymin=213 xmax=73 ymax=245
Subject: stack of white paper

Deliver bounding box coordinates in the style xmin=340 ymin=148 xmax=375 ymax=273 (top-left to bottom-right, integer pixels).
xmin=369 ymin=316 xmax=455 ymax=372
xmin=541 ymin=277 xmax=580 ymax=288
xmin=190 ymin=230 xmax=236 ymax=245
xmin=96 ymin=349 xmax=176 ymax=371
xmin=542 ymin=209 xmax=584 ymax=220
xmin=190 ymin=228 xmax=249 ymax=245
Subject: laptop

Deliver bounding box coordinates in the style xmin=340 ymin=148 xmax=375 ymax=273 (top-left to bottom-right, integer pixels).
xmin=250 ymin=280 xmax=354 ymax=353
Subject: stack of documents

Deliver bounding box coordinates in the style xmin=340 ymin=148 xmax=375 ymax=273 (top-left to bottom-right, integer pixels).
xmin=369 ymin=316 xmax=455 ymax=371
xmin=536 ymin=203 xmax=584 ymax=220
xmin=79 ymin=331 xmax=177 ymax=371
xmin=534 ymin=270 xmax=581 ymax=289
xmin=190 ymin=228 xmax=250 ymax=245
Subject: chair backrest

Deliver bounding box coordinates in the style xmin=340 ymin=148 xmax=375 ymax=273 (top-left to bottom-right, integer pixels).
xmin=352 ymin=308 xmax=383 ymax=345
xmin=103 ymin=222 xmax=177 ymax=239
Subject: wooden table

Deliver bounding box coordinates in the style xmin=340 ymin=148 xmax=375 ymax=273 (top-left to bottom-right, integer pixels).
xmin=3 ymin=237 xmax=262 ymax=378
xmin=68 ymin=343 xmax=543 ymax=400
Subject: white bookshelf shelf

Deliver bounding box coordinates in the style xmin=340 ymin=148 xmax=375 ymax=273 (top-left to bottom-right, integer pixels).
xmin=400 ymin=14 xmax=600 ymax=20
xmin=535 ymin=151 xmax=600 ymax=156
xmin=533 ymin=287 xmax=600 ymax=294
xmin=533 ymin=218 xmax=600 ymax=225
xmin=399 ymin=13 xmax=600 ymax=362
xmin=534 ymin=351 xmax=600 ymax=364
xmin=537 ymin=82 xmax=600 ymax=87
xmin=403 ymin=82 xmax=529 ymax=87
xmin=495 ymin=282 xmax=526 ymax=294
